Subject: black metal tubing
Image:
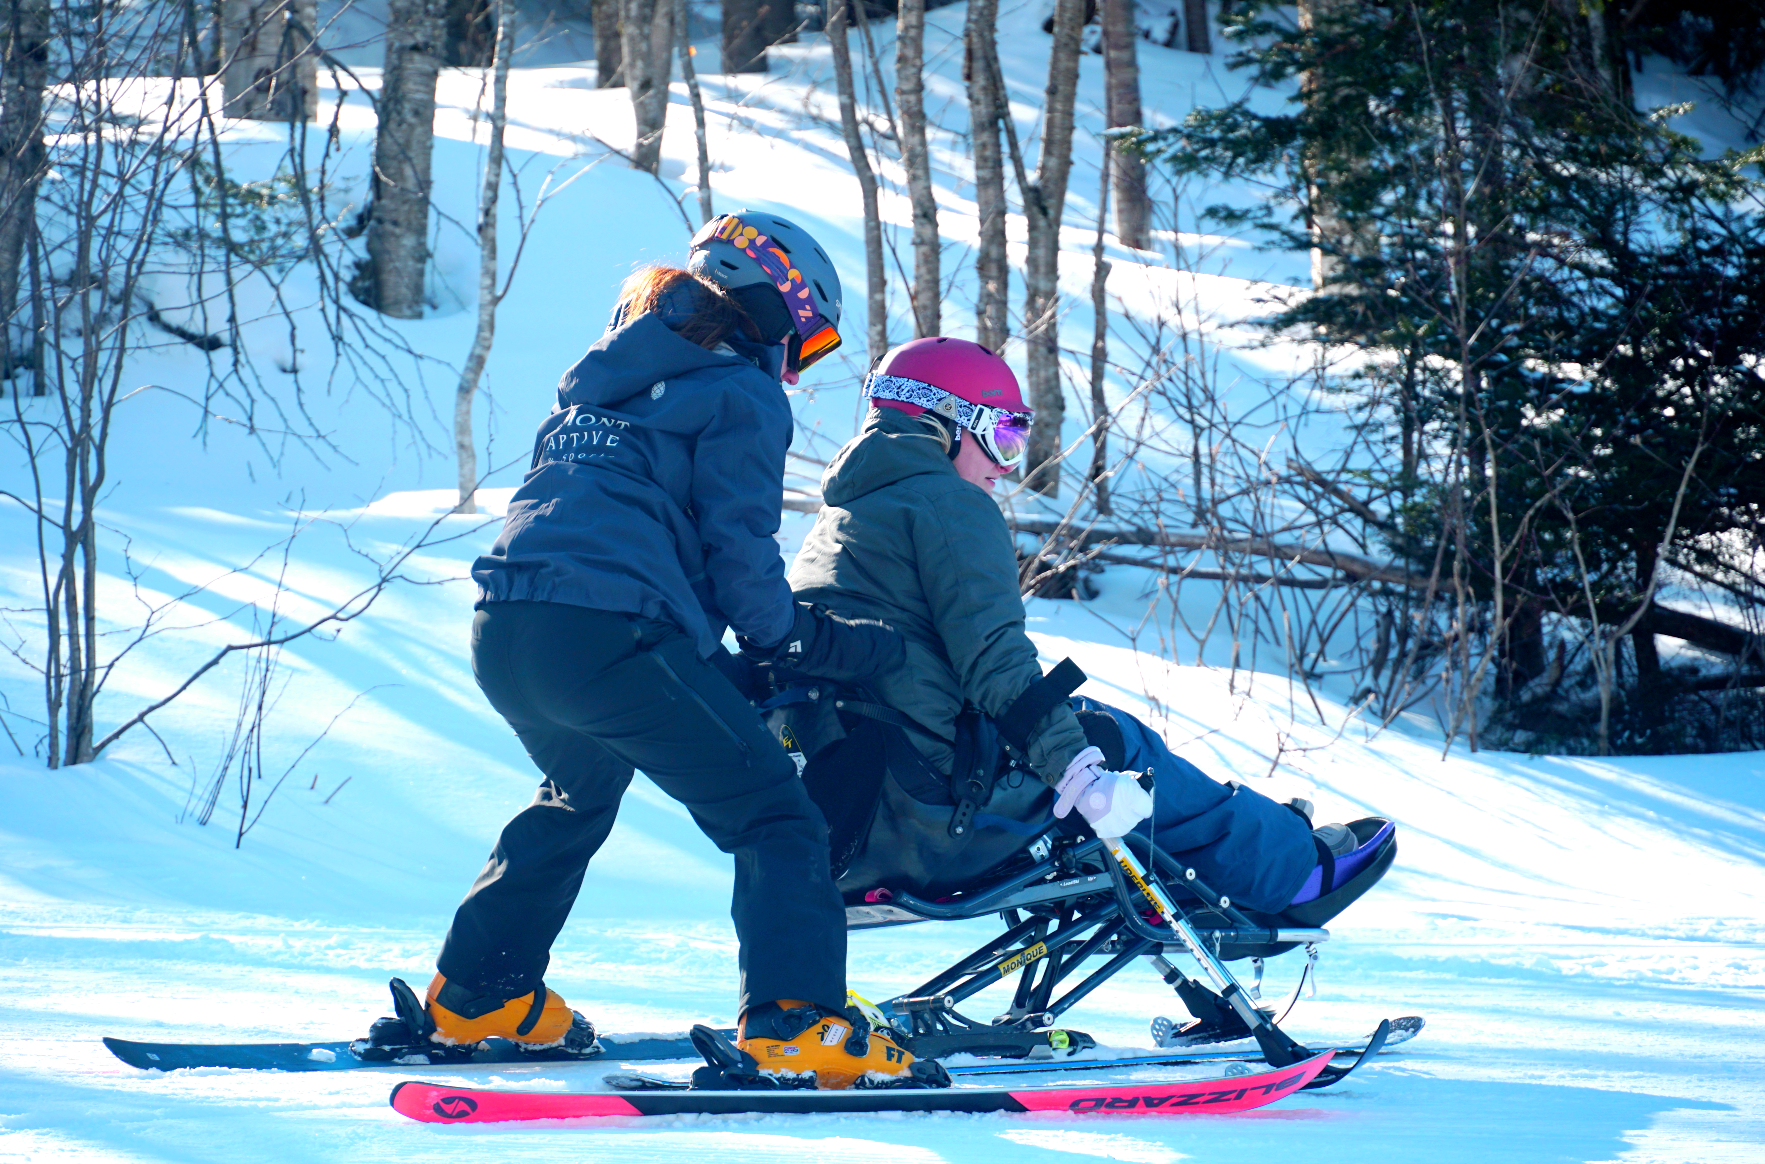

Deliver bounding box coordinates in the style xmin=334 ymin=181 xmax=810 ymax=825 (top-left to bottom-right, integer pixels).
xmin=924 ymin=905 xmax=1114 ymax=1013
xmin=877 ymin=831 xmax=1305 ymax=1054
xmin=1043 ymin=938 xmax=1157 ymax=1019
xmin=864 ymin=833 xmax=1249 ymax=933
xmin=1033 ymin=918 xmax=1125 ymax=1004
xmin=1008 ymin=916 xmax=1117 ymax=1018
xmin=903 ymin=912 xmax=1051 ymax=1000
xmin=930 ymin=916 xmax=1153 ymax=1031
xmin=1103 ymin=849 xmax=1187 ymax=946
xmin=1008 ymin=914 xmax=1051 ymax=1013
xmin=884 ymin=853 xmax=1090 ymax=919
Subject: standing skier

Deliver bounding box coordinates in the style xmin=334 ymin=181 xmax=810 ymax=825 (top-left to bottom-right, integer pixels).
xmin=426 ymin=212 xmax=919 ymax=1089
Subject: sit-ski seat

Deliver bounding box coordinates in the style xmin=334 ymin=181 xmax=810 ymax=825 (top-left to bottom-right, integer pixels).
xmin=762 ymin=667 xmax=1398 ymax=1063
xmin=831 ymin=814 xmax=1396 ymax=1062
xmin=844 ymin=817 xmax=1396 ymax=958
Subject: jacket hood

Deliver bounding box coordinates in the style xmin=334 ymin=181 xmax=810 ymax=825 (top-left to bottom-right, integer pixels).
xmin=558 ymin=312 xmax=780 ymax=411
xmin=820 ymin=407 xmax=962 ymax=508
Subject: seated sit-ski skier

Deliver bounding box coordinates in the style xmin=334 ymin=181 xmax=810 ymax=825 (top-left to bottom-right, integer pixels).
xmin=754 ymin=339 xmax=1396 ymax=1038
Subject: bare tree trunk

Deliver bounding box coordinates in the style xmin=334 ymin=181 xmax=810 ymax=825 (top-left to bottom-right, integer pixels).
xmin=1022 ymin=0 xmax=1085 ymax=496
xmin=1632 ymin=540 xmax=1661 ymax=683
xmin=1183 ymin=0 xmax=1210 ymax=54
xmin=1101 ymin=0 xmax=1149 ymax=249
xmin=359 ymin=0 xmax=445 ymax=318
xmin=219 ymin=0 xmax=318 ymax=121
xmin=1088 ymin=149 xmax=1112 ymax=513
xmin=966 ymin=0 xmax=1008 ymax=351
xmin=827 ymin=0 xmax=887 ymax=361
xmin=1549 ymin=0 xmax=1625 ymax=104
xmin=677 ymin=0 xmax=713 ymax=225
xmin=443 ymin=0 xmax=495 ymax=65
xmin=455 ymin=0 xmax=512 ymax=514
xmin=594 ymin=0 xmax=623 ymax=85
xmin=722 ymin=0 xmax=768 ymax=72
xmin=762 ymin=0 xmax=796 ymax=46
xmin=0 ymin=0 xmax=49 ymax=379
xmin=621 ymin=0 xmax=674 ymax=173
xmin=897 ymin=0 xmax=939 ymax=336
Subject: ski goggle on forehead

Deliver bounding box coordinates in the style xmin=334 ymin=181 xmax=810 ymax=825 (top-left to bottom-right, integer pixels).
xmin=692 ymin=214 xmax=842 ymax=372
xmin=864 ymin=372 xmax=1033 ymax=471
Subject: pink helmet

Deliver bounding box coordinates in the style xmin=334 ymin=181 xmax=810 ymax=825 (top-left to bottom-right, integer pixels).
xmin=864 ymin=337 xmax=1033 ymax=470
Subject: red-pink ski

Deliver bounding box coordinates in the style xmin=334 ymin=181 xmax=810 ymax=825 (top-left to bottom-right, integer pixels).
xmin=388 ymin=1050 xmax=1333 ymax=1124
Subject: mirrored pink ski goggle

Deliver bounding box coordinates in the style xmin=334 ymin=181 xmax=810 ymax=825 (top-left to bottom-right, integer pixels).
xmin=971 ymin=404 xmax=1032 ymax=471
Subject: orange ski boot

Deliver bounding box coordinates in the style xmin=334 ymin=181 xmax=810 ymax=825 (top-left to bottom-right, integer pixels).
xmin=736 ymin=1000 xmax=919 ymax=1090
xmin=424 ymin=973 xmax=595 ymax=1052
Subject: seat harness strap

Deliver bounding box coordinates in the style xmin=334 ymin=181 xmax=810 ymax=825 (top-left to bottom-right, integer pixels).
xmin=804 ymin=660 xmax=1085 ymax=841
xmin=953 ymin=658 xmax=1086 ymax=840
xmin=993 ymin=658 xmax=1088 ymax=755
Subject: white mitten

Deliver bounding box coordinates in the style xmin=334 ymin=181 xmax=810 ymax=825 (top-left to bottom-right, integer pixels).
xmin=1053 ymin=747 xmax=1154 ymax=839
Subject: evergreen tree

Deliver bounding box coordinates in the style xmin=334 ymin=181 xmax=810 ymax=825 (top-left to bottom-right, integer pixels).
xmin=1127 ymin=0 xmax=1765 ymax=750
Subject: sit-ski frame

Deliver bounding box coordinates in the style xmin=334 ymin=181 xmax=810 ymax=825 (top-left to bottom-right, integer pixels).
xmin=848 ymin=832 xmax=1330 ymax=1069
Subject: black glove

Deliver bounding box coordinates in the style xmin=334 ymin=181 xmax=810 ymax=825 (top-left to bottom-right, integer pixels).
xmin=739 ymin=602 xmax=906 ymax=682
xmin=706 ymin=645 xmax=766 ymax=701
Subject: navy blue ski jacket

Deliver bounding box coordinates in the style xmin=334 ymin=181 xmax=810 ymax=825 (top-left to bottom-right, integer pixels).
xmin=472 ymin=311 xmax=796 ymax=656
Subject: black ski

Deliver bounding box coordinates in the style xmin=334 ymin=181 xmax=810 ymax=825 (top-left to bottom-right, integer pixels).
xmin=100 ymin=1030 xmax=703 ymax=1072
xmin=602 ymin=1016 xmax=1412 ymax=1094
xmin=947 ymin=1015 xmax=1421 ymax=1077
xmin=104 ymin=1014 xmax=1422 ymax=1075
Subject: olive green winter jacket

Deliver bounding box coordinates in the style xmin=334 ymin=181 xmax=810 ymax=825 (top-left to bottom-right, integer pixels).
xmin=789 ymin=408 xmax=1091 ymax=787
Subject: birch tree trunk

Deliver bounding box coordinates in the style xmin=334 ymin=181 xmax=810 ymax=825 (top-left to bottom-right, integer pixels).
xmin=454 ymin=0 xmax=513 ymax=514
xmin=677 ymin=0 xmax=713 ymax=225
xmin=0 ymin=0 xmax=49 ymax=378
xmin=219 ymin=0 xmax=318 ymax=121
xmin=621 ymin=0 xmax=674 ymax=173
xmin=1101 ymin=0 xmax=1149 ymax=249
xmin=827 ymin=0 xmax=888 ymax=361
xmin=1183 ymin=0 xmax=1210 ymax=54
xmin=966 ymin=0 xmax=1008 ymax=351
xmin=1022 ymin=0 xmax=1084 ymax=496
xmin=360 ymin=0 xmax=445 ymax=318
xmin=722 ymin=0 xmax=768 ymax=72
xmin=594 ymin=0 xmax=622 ymax=85
xmin=897 ymin=0 xmax=939 ymax=337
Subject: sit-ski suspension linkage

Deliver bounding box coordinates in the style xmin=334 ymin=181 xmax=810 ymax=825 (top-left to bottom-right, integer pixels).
xmin=875 ymin=828 xmax=1344 ymax=1071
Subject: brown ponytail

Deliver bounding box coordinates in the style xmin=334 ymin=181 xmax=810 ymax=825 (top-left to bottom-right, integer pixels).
xmin=615 ymin=266 xmax=759 ymax=350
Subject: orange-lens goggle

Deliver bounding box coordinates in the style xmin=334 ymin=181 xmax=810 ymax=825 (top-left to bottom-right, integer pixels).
xmin=694 ymin=214 xmax=842 ymax=372
xmin=794 ymin=323 xmax=841 ymax=371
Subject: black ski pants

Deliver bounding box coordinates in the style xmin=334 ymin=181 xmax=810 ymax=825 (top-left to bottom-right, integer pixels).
xmin=437 ymin=600 xmax=847 ymax=1014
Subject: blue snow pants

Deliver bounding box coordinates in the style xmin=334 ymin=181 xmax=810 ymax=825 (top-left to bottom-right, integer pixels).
xmin=1070 ymin=697 xmax=1317 ymax=914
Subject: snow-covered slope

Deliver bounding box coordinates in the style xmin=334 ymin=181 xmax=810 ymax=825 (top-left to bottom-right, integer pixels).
xmin=3 ymin=4 xmax=1763 ymax=1160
